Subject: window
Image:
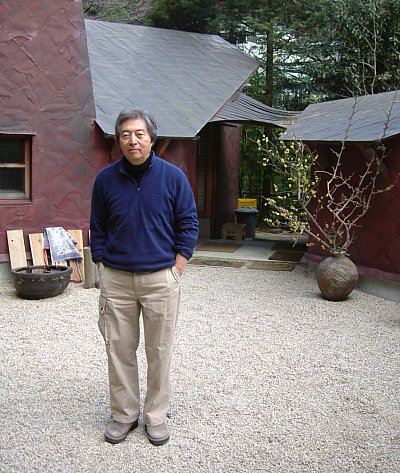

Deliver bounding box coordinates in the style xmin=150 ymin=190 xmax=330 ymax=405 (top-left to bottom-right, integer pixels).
xmin=0 ymin=134 xmax=31 ymax=200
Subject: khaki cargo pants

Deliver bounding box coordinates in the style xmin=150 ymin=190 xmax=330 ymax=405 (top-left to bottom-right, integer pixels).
xmin=98 ymin=263 xmax=181 ymax=427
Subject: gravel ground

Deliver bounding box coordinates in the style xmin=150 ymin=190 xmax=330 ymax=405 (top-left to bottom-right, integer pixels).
xmin=0 ymin=263 xmax=399 ymax=473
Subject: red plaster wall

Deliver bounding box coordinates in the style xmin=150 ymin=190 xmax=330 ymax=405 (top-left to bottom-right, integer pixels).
xmin=0 ymin=1 xmax=96 ymax=256
xmin=92 ymin=124 xmax=114 ymax=168
xmin=308 ymin=138 xmax=400 ymax=277
xmin=161 ymin=139 xmax=198 ymax=191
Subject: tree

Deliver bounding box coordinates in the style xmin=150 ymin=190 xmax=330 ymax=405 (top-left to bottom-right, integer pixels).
xmin=297 ymin=0 xmax=400 ymax=99
xmin=145 ymin=0 xmax=259 ymax=41
xmin=144 ymin=0 xmax=217 ymax=32
xmin=235 ymin=1 xmax=323 ymax=216
xmin=82 ymin=0 xmax=150 ymax=24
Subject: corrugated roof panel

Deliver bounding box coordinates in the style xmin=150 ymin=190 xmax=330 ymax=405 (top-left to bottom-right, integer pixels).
xmin=281 ymin=91 xmax=400 ymax=142
xmin=85 ymin=20 xmax=260 ymax=138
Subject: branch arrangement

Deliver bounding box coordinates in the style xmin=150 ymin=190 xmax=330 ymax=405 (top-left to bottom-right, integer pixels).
xmin=259 ymin=94 xmax=397 ymax=255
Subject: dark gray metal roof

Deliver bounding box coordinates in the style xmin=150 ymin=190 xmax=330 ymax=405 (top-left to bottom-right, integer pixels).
xmin=85 ymin=19 xmax=262 ymax=138
xmin=280 ymin=90 xmax=400 ymax=142
xmin=85 ymin=20 xmax=296 ymax=138
xmin=211 ymin=92 xmax=300 ymax=128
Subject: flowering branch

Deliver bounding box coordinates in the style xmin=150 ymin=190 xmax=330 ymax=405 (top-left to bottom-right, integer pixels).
xmin=258 ymin=94 xmax=397 ymax=255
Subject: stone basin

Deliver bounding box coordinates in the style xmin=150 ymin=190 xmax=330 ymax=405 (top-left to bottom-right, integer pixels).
xmin=11 ymin=265 xmax=73 ymax=299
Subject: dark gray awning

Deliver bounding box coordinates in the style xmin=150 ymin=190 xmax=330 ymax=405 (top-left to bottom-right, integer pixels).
xmin=210 ymin=93 xmax=299 ymax=128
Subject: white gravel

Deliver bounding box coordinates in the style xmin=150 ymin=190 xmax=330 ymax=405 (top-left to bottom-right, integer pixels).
xmin=0 ymin=263 xmax=399 ymax=473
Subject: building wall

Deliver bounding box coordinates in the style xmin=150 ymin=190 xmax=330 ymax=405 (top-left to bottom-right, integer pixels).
xmin=161 ymin=139 xmax=198 ymax=191
xmin=308 ymin=137 xmax=400 ymax=279
xmin=0 ymin=0 xmax=96 ymax=257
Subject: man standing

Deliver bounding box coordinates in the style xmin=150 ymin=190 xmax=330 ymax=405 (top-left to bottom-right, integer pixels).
xmin=90 ymin=107 xmax=199 ymax=446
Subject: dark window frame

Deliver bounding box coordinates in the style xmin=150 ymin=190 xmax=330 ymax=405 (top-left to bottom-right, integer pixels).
xmin=0 ymin=133 xmax=32 ymax=200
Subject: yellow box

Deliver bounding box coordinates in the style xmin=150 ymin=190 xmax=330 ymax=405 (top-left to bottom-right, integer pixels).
xmin=237 ymin=198 xmax=257 ymax=208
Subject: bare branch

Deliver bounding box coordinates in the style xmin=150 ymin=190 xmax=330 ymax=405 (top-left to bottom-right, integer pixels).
xmin=259 ymin=91 xmax=398 ymax=254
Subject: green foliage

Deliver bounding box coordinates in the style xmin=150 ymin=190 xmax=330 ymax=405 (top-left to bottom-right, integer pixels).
xmin=239 ymin=125 xmax=264 ymax=199
xmin=240 ymin=0 xmax=400 ymax=225
xmin=298 ymin=0 xmax=400 ymax=98
xmin=82 ymin=0 xmax=149 ymax=24
xmin=214 ymin=0 xmax=259 ymax=44
xmin=83 ymin=1 xmax=101 ymax=16
xmin=144 ymin=0 xmax=217 ymax=33
xmin=145 ymin=0 xmax=259 ymax=42
xmin=258 ymin=136 xmax=316 ymax=235
xmin=234 ymin=0 xmax=330 ymax=109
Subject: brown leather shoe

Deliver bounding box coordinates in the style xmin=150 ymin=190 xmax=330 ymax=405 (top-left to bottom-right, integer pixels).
xmin=145 ymin=422 xmax=170 ymax=446
xmin=105 ymin=419 xmax=138 ymax=444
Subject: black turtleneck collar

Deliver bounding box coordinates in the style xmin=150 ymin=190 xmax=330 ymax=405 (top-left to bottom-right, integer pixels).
xmin=122 ymin=154 xmax=152 ymax=187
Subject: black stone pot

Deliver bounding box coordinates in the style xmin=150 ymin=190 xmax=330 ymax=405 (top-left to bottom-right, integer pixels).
xmin=11 ymin=265 xmax=73 ymax=300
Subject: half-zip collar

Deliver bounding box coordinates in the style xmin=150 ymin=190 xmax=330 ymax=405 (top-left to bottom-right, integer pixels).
xmin=120 ymin=151 xmax=154 ymax=188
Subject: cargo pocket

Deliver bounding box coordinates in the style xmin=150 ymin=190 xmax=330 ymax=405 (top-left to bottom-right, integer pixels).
xmin=98 ymin=294 xmax=109 ymax=343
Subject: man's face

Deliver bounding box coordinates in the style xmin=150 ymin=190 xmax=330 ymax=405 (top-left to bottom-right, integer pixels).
xmin=118 ymin=118 xmax=153 ymax=165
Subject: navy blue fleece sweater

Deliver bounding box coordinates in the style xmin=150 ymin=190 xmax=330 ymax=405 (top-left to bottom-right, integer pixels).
xmin=90 ymin=153 xmax=199 ymax=272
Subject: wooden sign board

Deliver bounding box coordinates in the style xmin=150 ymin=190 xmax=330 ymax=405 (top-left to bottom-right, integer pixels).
xmin=29 ymin=233 xmax=48 ymax=265
xmin=7 ymin=229 xmax=27 ymax=269
xmin=67 ymin=229 xmax=85 ymax=283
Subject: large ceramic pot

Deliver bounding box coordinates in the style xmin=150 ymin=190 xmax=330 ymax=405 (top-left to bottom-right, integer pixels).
xmin=11 ymin=265 xmax=72 ymax=300
xmin=316 ymin=253 xmax=358 ymax=301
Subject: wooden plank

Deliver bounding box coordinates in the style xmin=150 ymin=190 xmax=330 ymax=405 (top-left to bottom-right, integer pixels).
xmin=29 ymin=233 xmax=48 ymax=265
xmin=67 ymin=229 xmax=85 ymax=283
xmin=7 ymin=229 xmax=27 ymax=269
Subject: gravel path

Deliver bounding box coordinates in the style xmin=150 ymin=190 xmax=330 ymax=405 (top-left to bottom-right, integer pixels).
xmin=0 ymin=264 xmax=399 ymax=473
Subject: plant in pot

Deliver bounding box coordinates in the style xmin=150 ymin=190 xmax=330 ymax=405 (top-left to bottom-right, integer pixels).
xmin=257 ymin=99 xmax=396 ymax=300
